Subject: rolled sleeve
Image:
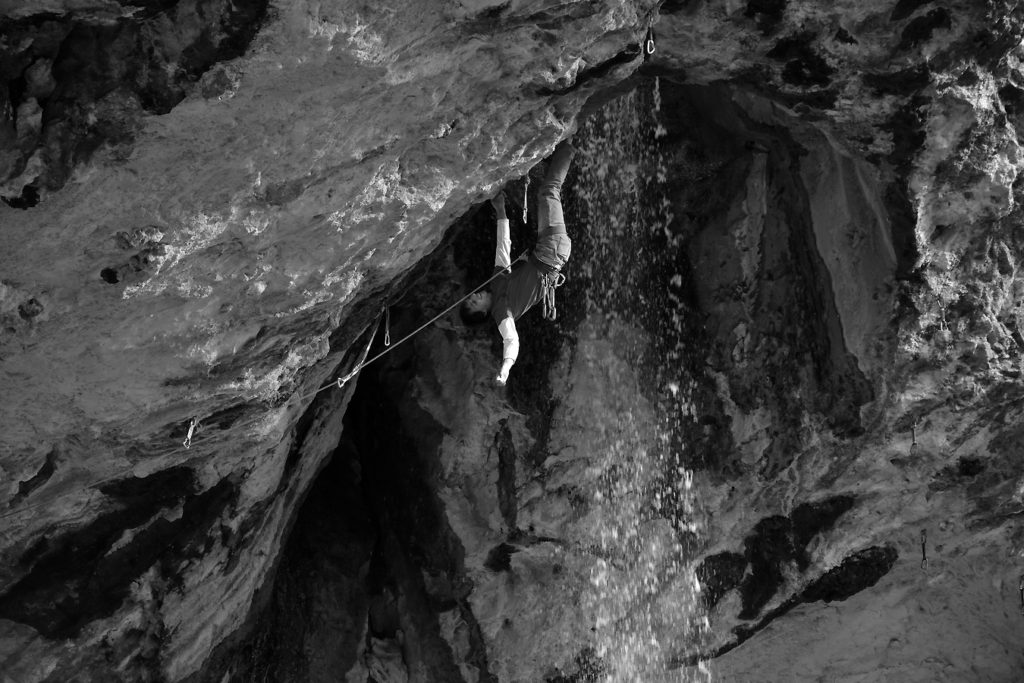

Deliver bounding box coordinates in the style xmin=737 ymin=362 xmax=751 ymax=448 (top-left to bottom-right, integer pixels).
xmin=495 ymin=218 xmax=511 ymax=269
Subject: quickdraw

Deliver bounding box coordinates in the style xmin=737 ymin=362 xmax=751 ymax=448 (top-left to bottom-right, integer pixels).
xmin=644 ymin=26 xmax=656 ymax=57
xmin=299 ymin=251 xmax=528 ymax=400
xmin=522 ymin=176 xmax=530 ymax=224
xmin=541 ymin=270 xmax=567 ymax=321
xmin=182 ymin=417 xmax=199 ymax=449
xmin=920 ymin=528 xmax=928 ymax=570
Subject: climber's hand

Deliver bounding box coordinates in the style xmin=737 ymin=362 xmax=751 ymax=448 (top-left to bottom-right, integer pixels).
xmin=495 ymin=358 xmax=513 ymax=387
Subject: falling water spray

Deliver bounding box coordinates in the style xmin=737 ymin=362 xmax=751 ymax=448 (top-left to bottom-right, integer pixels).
xmin=568 ymin=80 xmax=713 ymax=682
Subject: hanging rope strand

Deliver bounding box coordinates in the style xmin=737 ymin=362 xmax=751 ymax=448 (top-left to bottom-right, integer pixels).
xmin=302 ymin=251 xmax=528 ymax=399
xmin=346 ymin=254 xmax=524 ymax=373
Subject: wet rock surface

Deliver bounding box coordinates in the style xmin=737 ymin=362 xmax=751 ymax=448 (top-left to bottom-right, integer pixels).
xmin=3 ymin=0 xmax=1024 ymax=681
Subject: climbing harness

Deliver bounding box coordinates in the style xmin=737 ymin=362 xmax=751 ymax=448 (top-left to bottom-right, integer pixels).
xmin=522 ymin=176 xmax=530 ymax=224
xmin=301 ymin=251 xmax=529 ymax=399
xmin=182 ymin=417 xmax=199 ymax=449
xmin=920 ymin=528 xmax=928 ymax=570
xmin=540 ymin=270 xmax=567 ymax=321
xmin=644 ymin=26 xmax=656 ymax=57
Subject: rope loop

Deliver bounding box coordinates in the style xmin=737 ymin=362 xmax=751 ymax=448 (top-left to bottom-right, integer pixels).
xmin=384 ymin=305 xmax=391 ymax=346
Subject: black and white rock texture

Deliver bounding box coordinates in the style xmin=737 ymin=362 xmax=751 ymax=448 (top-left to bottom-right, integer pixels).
xmin=2 ymin=0 xmax=1024 ymax=681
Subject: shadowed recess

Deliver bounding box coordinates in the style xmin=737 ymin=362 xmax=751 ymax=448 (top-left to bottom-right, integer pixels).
xmin=12 ymin=448 xmax=58 ymax=504
xmin=800 ymin=546 xmax=899 ymax=602
xmin=696 ymin=552 xmax=747 ymax=610
xmin=679 ymin=545 xmax=899 ymax=667
xmin=0 ymin=469 xmax=238 ymax=639
xmin=734 ymin=495 xmax=855 ymax=618
xmin=204 ymin=325 xmax=499 ymax=681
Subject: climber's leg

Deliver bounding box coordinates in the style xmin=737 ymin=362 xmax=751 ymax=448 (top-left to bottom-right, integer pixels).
xmin=534 ymin=140 xmax=575 ymax=271
xmin=537 ymin=140 xmax=575 ymax=237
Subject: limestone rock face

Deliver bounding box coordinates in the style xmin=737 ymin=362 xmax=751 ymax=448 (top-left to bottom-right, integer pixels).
xmin=3 ymin=0 xmax=1024 ymax=681
xmin=0 ymin=0 xmax=657 ymax=680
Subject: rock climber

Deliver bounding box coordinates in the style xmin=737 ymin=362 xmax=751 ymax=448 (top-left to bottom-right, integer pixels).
xmin=460 ymin=139 xmax=576 ymax=386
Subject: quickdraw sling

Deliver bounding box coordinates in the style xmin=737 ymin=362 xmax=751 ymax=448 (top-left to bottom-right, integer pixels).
xmin=540 ymin=270 xmax=566 ymax=321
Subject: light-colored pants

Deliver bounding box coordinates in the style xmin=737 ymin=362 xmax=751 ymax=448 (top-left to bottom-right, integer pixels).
xmin=534 ymin=141 xmax=574 ymax=272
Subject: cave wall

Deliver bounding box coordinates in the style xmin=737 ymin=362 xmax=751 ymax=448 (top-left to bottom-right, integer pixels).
xmin=224 ymin=70 xmax=1024 ymax=680
xmin=4 ymin=0 xmax=1024 ymax=680
xmin=658 ymin=82 xmax=1024 ymax=679
xmin=0 ymin=1 xmax=659 ymax=680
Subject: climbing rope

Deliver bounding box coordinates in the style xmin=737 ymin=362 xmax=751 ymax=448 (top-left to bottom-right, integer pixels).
xmin=298 ymin=309 xmax=384 ymax=401
xmin=540 ymin=270 xmax=567 ymax=321
xmin=2 ymin=253 xmax=552 ymax=523
xmin=301 ymin=251 xmax=529 ymax=400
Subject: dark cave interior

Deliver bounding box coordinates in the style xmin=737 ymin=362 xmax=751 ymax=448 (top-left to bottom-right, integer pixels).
xmin=193 ymin=77 xmax=905 ymax=681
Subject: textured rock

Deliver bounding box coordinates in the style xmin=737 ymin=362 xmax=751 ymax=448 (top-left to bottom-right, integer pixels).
xmin=3 ymin=0 xmax=1024 ymax=681
xmin=0 ymin=0 xmax=657 ymax=680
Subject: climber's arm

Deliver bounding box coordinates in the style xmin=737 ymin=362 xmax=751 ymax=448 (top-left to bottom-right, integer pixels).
xmin=495 ymin=315 xmax=519 ymax=386
xmin=492 ymin=191 xmax=517 ymax=386
xmin=493 ymin=193 xmax=511 ymax=270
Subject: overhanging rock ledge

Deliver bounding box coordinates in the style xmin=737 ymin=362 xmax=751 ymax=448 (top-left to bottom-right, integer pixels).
xmin=2 ymin=1 xmax=1024 ymax=681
